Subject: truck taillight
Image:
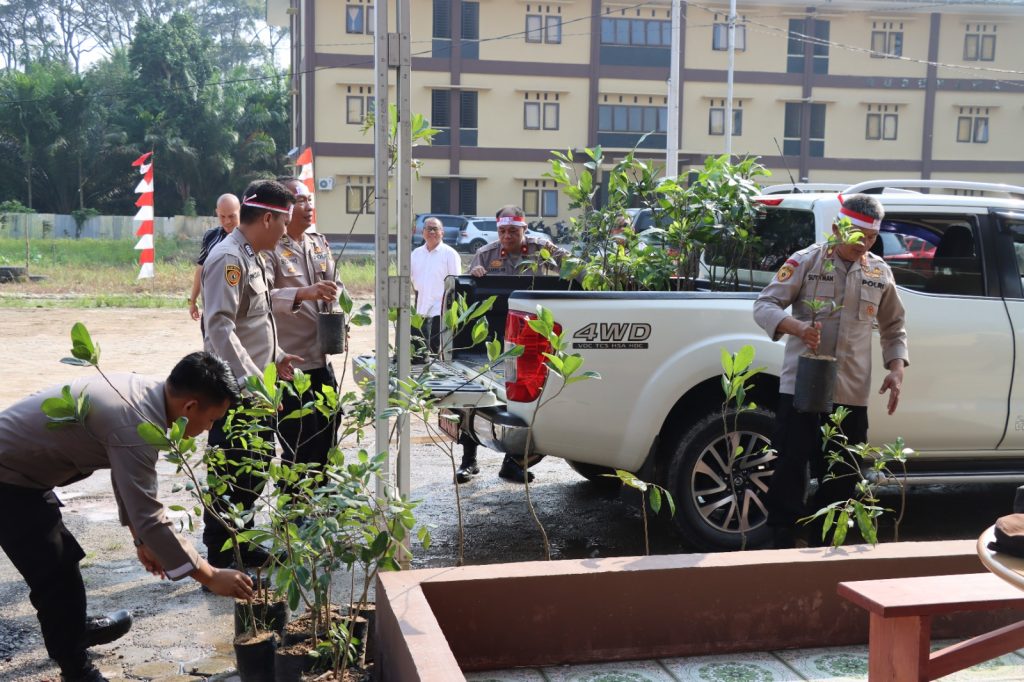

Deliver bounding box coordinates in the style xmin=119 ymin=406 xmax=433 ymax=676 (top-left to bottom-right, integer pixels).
xmin=504 ymin=310 xmax=561 ymax=403
xmin=460 ymin=230 xmax=468 ymax=237
xmin=755 ymin=197 xmax=784 ymax=206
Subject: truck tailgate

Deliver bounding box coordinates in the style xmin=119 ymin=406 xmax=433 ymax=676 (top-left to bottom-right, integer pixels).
xmin=352 ymin=354 xmax=504 ymax=409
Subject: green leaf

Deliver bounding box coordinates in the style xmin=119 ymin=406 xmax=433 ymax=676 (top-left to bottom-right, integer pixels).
xmin=471 ymin=319 xmax=487 ymax=346
xmin=467 ymin=296 xmax=495 ymax=321
xmin=735 ymin=345 xmax=755 ymax=374
xmin=649 ymin=486 xmax=662 ymax=514
xmin=70 ymin=322 xmax=98 ymax=365
xmin=137 ymin=422 xmax=170 ymax=448
xmin=561 ymin=354 xmax=583 ymax=377
xmin=338 ymin=288 xmax=354 ymax=315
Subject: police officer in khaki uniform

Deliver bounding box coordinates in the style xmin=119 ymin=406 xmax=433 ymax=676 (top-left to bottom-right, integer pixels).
xmin=468 ymin=208 xmax=568 ymax=278
xmin=754 ymin=194 xmax=909 ymax=548
xmin=461 ymin=205 xmax=569 ymax=484
xmin=265 ymin=176 xmax=340 ymax=472
xmin=201 ymin=179 xmax=300 ymax=567
xmin=0 ymin=353 xmax=254 ymax=682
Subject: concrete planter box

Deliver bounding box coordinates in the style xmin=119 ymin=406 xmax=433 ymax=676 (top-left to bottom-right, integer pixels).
xmin=376 ymin=541 xmax=1023 ymax=681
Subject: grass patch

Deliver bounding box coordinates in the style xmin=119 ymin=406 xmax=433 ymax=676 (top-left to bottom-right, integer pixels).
xmin=0 ymin=237 xmax=379 ymax=306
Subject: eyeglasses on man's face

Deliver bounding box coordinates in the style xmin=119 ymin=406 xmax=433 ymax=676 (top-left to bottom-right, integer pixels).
xmin=424 ymin=225 xmax=442 ymax=232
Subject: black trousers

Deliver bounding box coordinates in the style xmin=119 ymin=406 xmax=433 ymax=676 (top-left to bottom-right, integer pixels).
xmin=765 ymin=394 xmax=869 ymax=527
xmin=278 ymin=364 xmax=339 ymax=469
xmin=0 ymin=483 xmax=88 ymax=673
xmin=202 ymin=407 xmax=275 ymax=556
xmin=412 ymin=315 xmax=441 ymax=357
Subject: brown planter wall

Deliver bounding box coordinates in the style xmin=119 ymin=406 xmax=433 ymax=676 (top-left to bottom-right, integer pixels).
xmin=376 ymin=541 xmax=1022 ymax=682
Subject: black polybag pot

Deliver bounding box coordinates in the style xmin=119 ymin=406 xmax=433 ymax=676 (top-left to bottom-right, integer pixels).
xmin=233 ymin=631 xmax=278 ymax=682
xmin=353 ymin=602 xmax=376 ymax=663
xmin=793 ymin=354 xmax=838 ymax=414
xmin=234 ymin=599 xmax=289 ymax=637
xmin=274 ymin=647 xmax=317 ymax=682
xmin=317 ymin=312 xmax=346 ymax=355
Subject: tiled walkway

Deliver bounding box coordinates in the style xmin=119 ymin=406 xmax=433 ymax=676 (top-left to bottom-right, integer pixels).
xmin=464 ymin=641 xmax=1024 ymax=681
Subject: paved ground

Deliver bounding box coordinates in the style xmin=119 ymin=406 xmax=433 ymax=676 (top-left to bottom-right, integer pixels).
xmin=0 ymin=308 xmax=1018 ymax=680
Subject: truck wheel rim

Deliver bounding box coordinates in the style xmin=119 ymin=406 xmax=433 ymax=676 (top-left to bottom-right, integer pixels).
xmin=690 ymin=430 xmax=775 ymax=535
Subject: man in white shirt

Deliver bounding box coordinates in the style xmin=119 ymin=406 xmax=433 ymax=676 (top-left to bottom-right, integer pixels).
xmin=410 ymin=216 xmax=461 ymax=360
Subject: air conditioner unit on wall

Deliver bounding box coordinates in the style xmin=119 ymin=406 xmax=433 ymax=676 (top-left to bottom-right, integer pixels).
xmin=317 ymin=177 xmax=335 ymax=191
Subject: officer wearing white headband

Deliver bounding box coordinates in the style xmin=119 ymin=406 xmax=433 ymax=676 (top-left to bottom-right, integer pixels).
xmin=753 ymin=193 xmax=908 ymax=548
xmin=201 ymin=178 xmax=302 ymax=569
xmin=461 ymin=205 xmax=569 ymax=484
xmin=468 ymin=205 xmax=568 ymax=277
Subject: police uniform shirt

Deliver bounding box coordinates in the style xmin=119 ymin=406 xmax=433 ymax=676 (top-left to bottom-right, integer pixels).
xmin=753 ymin=242 xmax=909 ymax=406
xmin=264 ymin=231 xmax=338 ymax=371
xmin=202 ymin=228 xmax=282 ymax=386
xmin=469 ymin=236 xmax=568 ymax=276
xmin=0 ymin=374 xmax=201 ymax=580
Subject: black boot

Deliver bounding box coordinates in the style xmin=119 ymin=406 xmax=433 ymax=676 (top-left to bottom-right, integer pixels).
xmin=498 ymin=455 xmax=535 ymax=484
xmin=455 ymin=446 xmax=480 ymax=484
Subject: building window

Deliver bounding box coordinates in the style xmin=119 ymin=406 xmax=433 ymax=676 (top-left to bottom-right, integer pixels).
xmin=431 ymin=89 xmax=450 ymax=144
xmin=524 ymin=101 xmax=540 ymax=129
xmin=345 ymin=93 xmax=374 ymax=125
xmin=541 ymin=189 xmax=558 ymax=217
xmin=871 ymin=23 xmax=903 ymax=58
xmin=597 ymin=104 xmax=667 ymax=133
xmin=526 ymin=15 xmax=543 ymax=42
xmin=430 ymin=179 xmax=450 ymax=214
xmin=787 ymin=17 xmax=828 ymax=74
xmin=460 ymin=91 xmax=478 ymax=146
xmin=712 ymin=22 xmax=746 ymax=51
xmin=524 ymin=188 xmax=540 ymax=215
xmin=600 ymin=17 xmax=671 ymax=47
xmin=783 ymin=102 xmax=826 ymax=157
xmin=708 ymin=102 xmax=742 ymax=136
xmin=543 ymin=102 xmax=559 ymax=130
xmin=865 ymin=107 xmax=898 ymax=140
xmin=459 ymin=179 xmax=477 ymax=215
xmin=345 ymin=4 xmax=375 ymax=34
xmin=545 ymin=15 xmax=562 ymax=44
xmin=346 ymin=186 xmax=362 ymax=213
xmin=964 ymin=26 xmax=996 ymax=61
xmin=433 ymin=0 xmax=450 ymax=38
xmin=461 ymin=1 xmax=479 ymax=58
xmin=957 ymin=109 xmax=989 ymax=143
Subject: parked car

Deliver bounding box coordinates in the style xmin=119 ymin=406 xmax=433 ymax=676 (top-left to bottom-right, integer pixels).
xmin=457 ymin=216 xmax=553 ymax=253
xmin=412 ymin=214 xmax=464 ymax=248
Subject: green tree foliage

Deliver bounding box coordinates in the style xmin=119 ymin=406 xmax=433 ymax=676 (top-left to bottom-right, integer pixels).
xmin=0 ymin=3 xmax=290 ymax=217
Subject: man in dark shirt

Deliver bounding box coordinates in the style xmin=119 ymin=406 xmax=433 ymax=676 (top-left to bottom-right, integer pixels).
xmin=188 ymin=193 xmax=241 ymax=323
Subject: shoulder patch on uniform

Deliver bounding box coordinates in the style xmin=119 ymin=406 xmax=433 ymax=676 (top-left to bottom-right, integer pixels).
xmin=785 ymin=258 xmax=799 ymax=267
xmin=777 ymin=264 xmax=795 ymax=282
xmin=225 ymin=264 xmax=241 ymax=287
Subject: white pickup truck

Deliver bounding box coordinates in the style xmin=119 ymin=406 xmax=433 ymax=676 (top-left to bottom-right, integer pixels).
xmin=368 ymin=180 xmax=1024 ymax=551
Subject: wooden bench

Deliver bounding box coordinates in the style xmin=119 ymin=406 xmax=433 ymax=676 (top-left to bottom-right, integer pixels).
xmin=838 ymin=573 xmax=1024 ymax=681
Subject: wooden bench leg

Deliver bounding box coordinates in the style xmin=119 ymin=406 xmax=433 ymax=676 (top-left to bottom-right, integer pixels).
xmin=868 ymin=613 xmax=930 ymax=681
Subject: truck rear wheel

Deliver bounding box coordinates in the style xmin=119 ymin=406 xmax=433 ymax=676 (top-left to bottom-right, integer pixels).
xmin=667 ymin=408 xmax=777 ymax=551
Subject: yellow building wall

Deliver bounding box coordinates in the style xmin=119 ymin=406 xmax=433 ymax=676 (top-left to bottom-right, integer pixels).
xmin=824 ymin=12 xmax=930 ymax=79
xmin=477 ymin=1 xmax=592 ymax=64
xmin=812 ymin=87 xmax=925 ymax=160
xmin=316 ymin=0 xmax=377 ymax=55
xmin=934 ymin=12 xmax=1024 ymax=80
xmin=684 ymin=5 xmax=793 ymax=75
xmin=931 ymin=91 xmax=1024 ymax=162
xmin=680 ymin=82 xmax=802 ymax=158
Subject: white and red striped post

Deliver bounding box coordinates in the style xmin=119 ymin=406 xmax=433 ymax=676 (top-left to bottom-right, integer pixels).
xmin=131 ymin=151 xmax=155 ymax=279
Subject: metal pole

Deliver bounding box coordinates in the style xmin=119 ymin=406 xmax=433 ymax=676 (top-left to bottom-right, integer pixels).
xmin=666 ymin=0 xmax=681 ymax=178
xmin=373 ymin=0 xmax=391 ymax=496
xmin=395 ymin=0 xmax=412 ymax=500
xmin=724 ymin=0 xmax=736 ymax=157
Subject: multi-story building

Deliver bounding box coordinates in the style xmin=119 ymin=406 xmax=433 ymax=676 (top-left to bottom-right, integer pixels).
xmin=270 ymin=0 xmax=1024 ymax=241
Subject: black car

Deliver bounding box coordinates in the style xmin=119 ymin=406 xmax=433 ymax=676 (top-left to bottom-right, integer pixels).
xmin=412 ymin=214 xmax=464 ymax=248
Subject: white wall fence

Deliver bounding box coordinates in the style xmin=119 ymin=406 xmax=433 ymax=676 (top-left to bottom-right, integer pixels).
xmin=0 ymin=213 xmax=212 ymax=240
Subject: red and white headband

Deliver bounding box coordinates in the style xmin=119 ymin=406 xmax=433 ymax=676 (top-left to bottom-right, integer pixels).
xmin=836 ymin=194 xmax=880 ymax=231
xmin=243 ymin=194 xmax=293 ymax=218
xmin=497 ymin=216 xmax=527 ymax=228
